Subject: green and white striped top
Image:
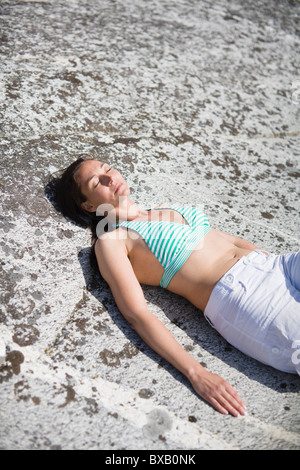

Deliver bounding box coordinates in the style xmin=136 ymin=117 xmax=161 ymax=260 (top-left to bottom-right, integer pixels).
xmin=114 ymin=206 xmax=211 ymax=288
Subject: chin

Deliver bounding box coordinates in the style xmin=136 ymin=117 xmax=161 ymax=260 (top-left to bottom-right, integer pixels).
xmin=123 ymin=186 xmax=131 ymax=196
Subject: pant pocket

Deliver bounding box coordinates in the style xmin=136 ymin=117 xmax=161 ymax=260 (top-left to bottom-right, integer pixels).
xmin=233 ymin=265 xmax=286 ymax=338
xmin=217 ymin=279 xmax=247 ymax=325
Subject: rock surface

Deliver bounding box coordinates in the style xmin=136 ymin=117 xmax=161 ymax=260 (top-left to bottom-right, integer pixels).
xmin=0 ymin=0 xmax=299 ymax=450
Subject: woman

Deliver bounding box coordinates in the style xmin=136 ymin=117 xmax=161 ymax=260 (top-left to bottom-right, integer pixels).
xmin=48 ymin=156 xmax=300 ymax=417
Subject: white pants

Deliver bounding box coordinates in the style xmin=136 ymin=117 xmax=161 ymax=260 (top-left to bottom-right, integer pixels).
xmin=204 ymin=250 xmax=300 ymax=374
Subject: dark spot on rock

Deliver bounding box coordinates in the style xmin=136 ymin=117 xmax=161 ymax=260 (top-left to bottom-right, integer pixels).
xmin=176 ymin=133 xmax=196 ymax=145
xmin=156 ymin=151 xmax=170 ymax=160
xmin=99 ymin=348 xmax=121 ymax=367
xmin=0 ymin=362 xmax=13 ymax=383
xmin=14 ymin=380 xmax=39 ymax=404
xmin=261 ymin=211 xmax=274 ymax=219
xmin=61 ymin=71 xmax=83 ymax=87
xmin=13 ymin=324 xmax=40 ymax=346
xmin=32 ymin=291 xmax=43 ymax=301
xmin=83 ymin=397 xmax=99 ymax=416
xmin=62 ymin=229 xmax=73 ymax=238
xmin=99 ymin=342 xmax=139 ymax=367
xmin=32 ymin=396 xmax=40 ymax=405
xmin=220 ymin=120 xmax=239 ymax=136
xmin=58 ymin=385 xmax=76 ymax=408
xmin=200 ymin=144 xmax=212 ymax=156
xmin=121 ymin=342 xmax=139 ymax=359
xmin=188 ymin=415 xmax=197 ymax=423
xmin=7 ymin=350 xmax=24 ymax=375
xmin=288 ymin=171 xmax=300 ymax=178
xmin=138 ymin=388 xmax=154 ymax=399
xmin=93 ymin=319 xmax=114 ymax=335
xmin=114 ymin=136 xmax=140 ymax=145
xmin=74 ymin=317 xmax=88 ymax=335
xmin=7 ymin=296 xmax=36 ymax=320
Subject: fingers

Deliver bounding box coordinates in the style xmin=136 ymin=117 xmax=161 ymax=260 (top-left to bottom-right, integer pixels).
xmin=211 ymin=385 xmax=247 ymax=417
xmin=201 ymin=375 xmax=247 ymax=417
xmin=191 ymin=370 xmax=247 ymax=417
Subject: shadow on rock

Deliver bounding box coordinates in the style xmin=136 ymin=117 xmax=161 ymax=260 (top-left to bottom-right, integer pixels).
xmin=78 ymin=245 xmax=300 ymax=399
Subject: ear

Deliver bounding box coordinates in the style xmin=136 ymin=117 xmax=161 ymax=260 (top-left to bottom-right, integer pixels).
xmin=81 ymin=201 xmax=96 ymax=213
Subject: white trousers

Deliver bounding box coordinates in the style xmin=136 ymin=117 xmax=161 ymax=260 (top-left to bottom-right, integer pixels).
xmin=204 ymin=250 xmax=300 ymax=374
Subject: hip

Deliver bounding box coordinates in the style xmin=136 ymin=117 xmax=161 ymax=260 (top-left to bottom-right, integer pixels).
xmin=204 ymin=249 xmax=300 ymax=372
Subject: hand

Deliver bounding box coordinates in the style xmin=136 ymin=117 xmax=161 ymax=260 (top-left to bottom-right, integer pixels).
xmin=190 ymin=368 xmax=247 ymax=417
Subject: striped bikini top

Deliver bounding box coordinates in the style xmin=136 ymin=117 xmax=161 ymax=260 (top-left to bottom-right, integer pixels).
xmin=114 ymin=206 xmax=211 ymax=288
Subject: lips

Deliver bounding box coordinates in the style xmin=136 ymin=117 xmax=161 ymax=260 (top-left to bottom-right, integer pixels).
xmin=114 ymin=183 xmax=122 ymax=194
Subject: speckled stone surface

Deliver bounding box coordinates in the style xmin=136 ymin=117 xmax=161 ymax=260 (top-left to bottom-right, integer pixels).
xmin=0 ymin=0 xmax=300 ymax=450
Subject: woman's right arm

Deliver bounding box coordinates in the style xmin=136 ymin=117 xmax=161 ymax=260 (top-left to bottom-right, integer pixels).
xmin=95 ymin=235 xmax=246 ymax=417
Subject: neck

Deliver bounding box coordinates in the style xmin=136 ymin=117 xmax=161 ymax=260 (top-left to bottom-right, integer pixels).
xmin=107 ymin=197 xmax=147 ymax=224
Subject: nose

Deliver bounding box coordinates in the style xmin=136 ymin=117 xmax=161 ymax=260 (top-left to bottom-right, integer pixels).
xmin=99 ymin=174 xmax=113 ymax=186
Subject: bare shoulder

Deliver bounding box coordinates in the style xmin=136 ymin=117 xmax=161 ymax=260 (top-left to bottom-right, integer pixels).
xmin=95 ymin=229 xmax=127 ymax=253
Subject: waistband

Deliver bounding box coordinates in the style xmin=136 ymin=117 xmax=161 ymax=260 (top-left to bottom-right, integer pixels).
xmin=218 ymin=249 xmax=269 ymax=285
xmin=204 ymin=249 xmax=270 ymax=325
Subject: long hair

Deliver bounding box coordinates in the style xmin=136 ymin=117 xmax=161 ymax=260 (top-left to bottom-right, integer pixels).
xmin=45 ymin=155 xmax=106 ymax=268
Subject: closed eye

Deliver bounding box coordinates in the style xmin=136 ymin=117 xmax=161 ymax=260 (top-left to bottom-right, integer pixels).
xmin=93 ymin=166 xmax=111 ymax=188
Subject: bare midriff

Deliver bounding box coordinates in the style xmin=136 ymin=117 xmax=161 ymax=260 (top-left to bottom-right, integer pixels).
xmin=125 ymin=227 xmax=255 ymax=312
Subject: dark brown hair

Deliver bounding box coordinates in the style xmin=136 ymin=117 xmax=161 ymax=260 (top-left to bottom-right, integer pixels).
xmin=45 ymin=155 xmax=106 ymax=267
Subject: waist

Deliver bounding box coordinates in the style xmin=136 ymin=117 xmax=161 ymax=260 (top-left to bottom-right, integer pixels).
xmin=160 ymin=226 xmax=212 ymax=288
xmin=166 ymin=245 xmax=259 ymax=310
xmin=204 ymin=249 xmax=270 ymax=318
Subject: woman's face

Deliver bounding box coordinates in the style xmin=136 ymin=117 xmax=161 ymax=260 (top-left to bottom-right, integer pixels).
xmin=74 ymin=159 xmax=130 ymax=213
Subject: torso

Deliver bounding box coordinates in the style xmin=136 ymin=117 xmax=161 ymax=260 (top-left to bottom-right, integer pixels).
xmin=113 ymin=208 xmax=254 ymax=312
